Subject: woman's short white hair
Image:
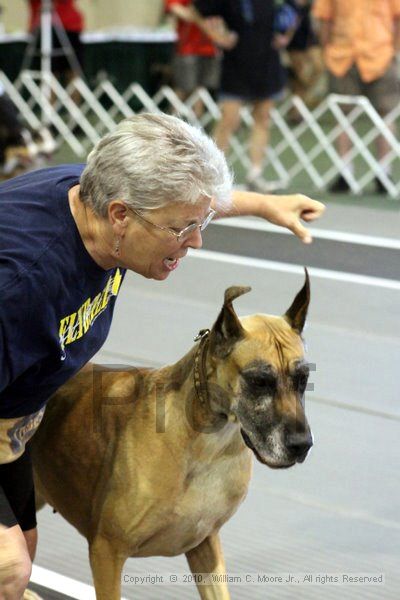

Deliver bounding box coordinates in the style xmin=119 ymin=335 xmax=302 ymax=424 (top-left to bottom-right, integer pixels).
xmin=80 ymin=113 xmax=233 ymax=216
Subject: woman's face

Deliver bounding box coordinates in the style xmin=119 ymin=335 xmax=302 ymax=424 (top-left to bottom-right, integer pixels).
xmin=118 ymin=196 xmax=212 ymax=280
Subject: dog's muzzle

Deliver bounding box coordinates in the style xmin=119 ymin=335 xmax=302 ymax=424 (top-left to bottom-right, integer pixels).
xmin=284 ymin=430 xmax=313 ymax=463
xmin=240 ymin=426 xmax=313 ymax=468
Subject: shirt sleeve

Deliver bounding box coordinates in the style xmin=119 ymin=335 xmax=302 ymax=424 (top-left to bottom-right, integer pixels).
xmin=0 ymin=317 xmax=11 ymax=395
xmin=312 ymin=0 xmax=333 ymax=21
xmin=0 ymin=281 xmax=49 ymax=396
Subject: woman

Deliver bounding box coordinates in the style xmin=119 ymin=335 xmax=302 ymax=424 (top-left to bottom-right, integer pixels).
xmin=0 ymin=113 xmax=324 ymax=599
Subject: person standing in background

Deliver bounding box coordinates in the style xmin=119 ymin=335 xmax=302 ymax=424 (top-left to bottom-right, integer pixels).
xmin=27 ymin=0 xmax=85 ymax=85
xmin=0 ymin=85 xmax=36 ymax=177
xmin=0 ymin=87 xmax=56 ymax=178
xmin=165 ymin=0 xmax=221 ymax=115
xmin=313 ymin=0 xmax=400 ymax=193
xmin=286 ymin=0 xmax=324 ymax=114
xmin=194 ymin=0 xmax=296 ymax=192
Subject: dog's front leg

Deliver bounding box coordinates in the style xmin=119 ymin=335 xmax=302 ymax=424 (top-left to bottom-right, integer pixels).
xmin=89 ymin=536 xmax=126 ymax=600
xmin=185 ymin=533 xmax=230 ymax=600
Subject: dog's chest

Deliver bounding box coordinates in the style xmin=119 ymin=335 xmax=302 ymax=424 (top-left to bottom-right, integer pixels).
xmin=185 ymin=459 xmax=248 ymax=517
xmin=161 ymin=452 xmax=252 ymax=554
xmin=126 ymin=450 xmax=252 ymax=557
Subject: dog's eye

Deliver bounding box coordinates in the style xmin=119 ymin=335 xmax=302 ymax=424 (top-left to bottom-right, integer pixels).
xmin=243 ymin=372 xmax=277 ymax=393
xmin=293 ymin=372 xmax=308 ymax=395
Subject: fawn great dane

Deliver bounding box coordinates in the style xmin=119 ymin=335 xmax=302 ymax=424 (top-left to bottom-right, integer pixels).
xmin=31 ymin=272 xmax=313 ymax=600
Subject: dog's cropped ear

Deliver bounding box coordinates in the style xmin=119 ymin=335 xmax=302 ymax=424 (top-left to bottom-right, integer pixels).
xmin=284 ymin=268 xmax=310 ymax=334
xmin=209 ymin=286 xmax=251 ymax=358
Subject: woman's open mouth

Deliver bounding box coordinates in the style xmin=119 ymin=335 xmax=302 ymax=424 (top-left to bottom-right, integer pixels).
xmin=163 ymin=257 xmax=180 ymax=271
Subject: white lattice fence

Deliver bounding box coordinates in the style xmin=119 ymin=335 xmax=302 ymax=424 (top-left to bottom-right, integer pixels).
xmin=2 ymin=70 xmax=399 ymax=198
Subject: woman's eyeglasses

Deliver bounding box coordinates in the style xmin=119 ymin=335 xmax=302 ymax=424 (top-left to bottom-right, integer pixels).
xmin=130 ymin=208 xmax=216 ymax=242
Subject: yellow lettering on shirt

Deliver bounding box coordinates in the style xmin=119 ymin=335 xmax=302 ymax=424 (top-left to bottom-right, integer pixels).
xmin=58 ymin=269 xmax=123 ymax=352
xmin=65 ymin=311 xmax=77 ymax=344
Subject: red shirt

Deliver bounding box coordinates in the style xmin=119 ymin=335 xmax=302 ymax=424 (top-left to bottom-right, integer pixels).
xmin=28 ymin=0 xmax=84 ymax=33
xmin=165 ymin=0 xmax=217 ymax=57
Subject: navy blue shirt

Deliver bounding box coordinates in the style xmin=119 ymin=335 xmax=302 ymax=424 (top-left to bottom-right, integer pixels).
xmin=0 ymin=165 xmax=125 ymax=417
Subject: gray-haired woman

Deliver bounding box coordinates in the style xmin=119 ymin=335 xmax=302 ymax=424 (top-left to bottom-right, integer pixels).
xmin=0 ymin=113 xmax=324 ymax=599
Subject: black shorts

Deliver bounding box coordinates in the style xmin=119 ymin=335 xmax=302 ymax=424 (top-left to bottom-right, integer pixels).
xmin=0 ymin=447 xmax=37 ymax=531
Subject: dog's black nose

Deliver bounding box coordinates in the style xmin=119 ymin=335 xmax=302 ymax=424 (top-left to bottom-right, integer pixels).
xmin=285 ymin=430 xmax=313 ymax=461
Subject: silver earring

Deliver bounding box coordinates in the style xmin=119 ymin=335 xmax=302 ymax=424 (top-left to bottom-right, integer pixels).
xmin=115 ymin=238 xmax=121 ymax=257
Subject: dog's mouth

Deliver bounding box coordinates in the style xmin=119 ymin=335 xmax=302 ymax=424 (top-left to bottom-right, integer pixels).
xmin=240 ymin=429 xmax=295 ymax=469
xmin=241 ymin=429 xmax=261 ymax=459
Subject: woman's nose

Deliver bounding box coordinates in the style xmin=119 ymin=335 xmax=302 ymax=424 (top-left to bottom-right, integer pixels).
xmin=184 ymin=227 xmax=203 ymax=250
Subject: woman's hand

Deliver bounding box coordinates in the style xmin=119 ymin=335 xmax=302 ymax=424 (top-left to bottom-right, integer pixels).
xmin=221 ymin=191 xmax=326 ymax=244
xmin=258 ymin=194 xmax=326 ymax=244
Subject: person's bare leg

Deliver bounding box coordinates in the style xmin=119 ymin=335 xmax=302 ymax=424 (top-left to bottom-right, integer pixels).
xmin=64 ymin=70 xmax=81 ymax=106
xmin=307 ymin=46 xmax=325 ymax=89
xmin=377 ymin=120 xmax=395 ymax=165
xmin=192 ymin=96 xmax=206 ymax=118
xmin=213 ymin=99 xmax=242 ymax=153
xmin=288 ymin=50 xmax=308 ymax=98
xmin=22 ymin=529 xmax=37 ymax=563
xmin=0 ymin=524 xmax=32 ymax=600
xmin=375 ymin=115 xmax=395 ymax=189
xmin=171 ymin=88 xmax=189 ymax=114
xmin=330 ymin=128 xmax=353 ymax=190
xmin=337 ymin=130 xmax=351 ymax=157
xmin=174 ymin=88 xmax=187 ymax=103
xmin=248 ymin=98 xmax=273 ymax=177
xmin=289 ymin=47 xmax=324 ymax=108
xmin=179 ymin=89 xmax=206 ymax=119
xmin=336 ymin=129 xmax=353 ymax=174
xmin=171 ymin=88 xmax=204 ymax=118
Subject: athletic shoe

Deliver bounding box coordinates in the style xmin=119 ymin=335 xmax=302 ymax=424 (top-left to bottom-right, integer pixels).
xmin=329 ymin=175 xmax=351 ymax=193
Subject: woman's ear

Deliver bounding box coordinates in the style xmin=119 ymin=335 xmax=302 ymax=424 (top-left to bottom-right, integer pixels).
xmin=108 ymin=201 xmax=129 ymax=235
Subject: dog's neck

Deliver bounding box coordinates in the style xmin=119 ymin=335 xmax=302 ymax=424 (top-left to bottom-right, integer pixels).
xmin=165 ymin=335 xmax=233 ymax=434
xmin=193 ymin=329 xmax=211 ymax=410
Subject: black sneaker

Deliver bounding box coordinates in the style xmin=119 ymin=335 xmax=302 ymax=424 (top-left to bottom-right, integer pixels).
xmin=375 ymin=177 xmax=388 ymax=194
xmin=329 ymin=175 xmax=351 ymax=193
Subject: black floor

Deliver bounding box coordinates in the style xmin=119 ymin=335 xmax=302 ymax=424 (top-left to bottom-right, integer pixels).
xmin=29 ymin=581 xmax=76 ymax=600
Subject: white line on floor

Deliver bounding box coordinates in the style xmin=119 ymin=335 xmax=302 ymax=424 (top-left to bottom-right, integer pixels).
xmin=191 ymin=249 xmax=400 ymax=290
xmin=264 ymin=487 xmax=400 ymax=531
xmin=213 ymin=217 xmax=400 ymax=249
xmin=31 ymin=565 xmax=129 ymax=600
